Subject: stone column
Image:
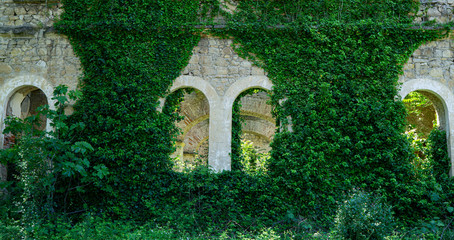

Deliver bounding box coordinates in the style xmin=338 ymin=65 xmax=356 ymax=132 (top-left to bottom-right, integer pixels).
xmin=448 ymin=110 xmax=454 ymax=177
xmin=208 ymin=96 xmax=232 ymax=171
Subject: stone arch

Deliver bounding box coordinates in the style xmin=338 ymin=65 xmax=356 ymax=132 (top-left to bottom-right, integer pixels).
xmin=0 ymin=75 xmax=54 ymax=182
xmin=221 ymin=76 xmax=274 ymax=170
xmin=165 ymin=76 xmax=217 ymax=170
xmin=169 ymin=76 xmax=219 ymax=105
xmin=0 ymin=75 xmax=55 ymax=149
xmin=224 ymin=76 xmax=273 ymax=107
xmin=158 ymin=76 xmax=219 ymax=111
xmin=399 ymin=79 xmax=454 ymax=176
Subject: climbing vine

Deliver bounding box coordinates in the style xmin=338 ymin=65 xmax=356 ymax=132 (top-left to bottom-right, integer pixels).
xmin=55 ymin=0 xmax=221 ymax=218
xmin=12 ymin=0 xmax=447 ymax=234
xmin=218 ymin=0 xmax=449 ymax=224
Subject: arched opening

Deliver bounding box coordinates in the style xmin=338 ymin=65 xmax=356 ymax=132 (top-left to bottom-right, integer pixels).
xmin=399 ymin=79 xmax=454 ymax=176
xmin=404 ymin=91 xmax=441 ymax=137
xmin=166 ymin=88 xmax=210 ymax=171
xmin=231 ymin=89 xmax=275 ymax=172
xmin=403 ymin=90 xmax=449 ymax=174
xmin=1 ymin=86 xmax=48 ymax=182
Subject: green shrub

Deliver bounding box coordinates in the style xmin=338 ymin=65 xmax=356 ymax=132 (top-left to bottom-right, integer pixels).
xmin=0 ymin=220 xmax=21 ymax=240
xmin=334 ymin=191 xmax=395 ymax=240
xmin=0 ymin=85 xmax=101 ymax=237
xmin=427 ymin=128 xmax=451 ymax=181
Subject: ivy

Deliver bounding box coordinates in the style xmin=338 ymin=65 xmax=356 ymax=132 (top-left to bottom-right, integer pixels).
xmin=12 ymin=0 xmax=447 ymax=233
xmin=55 ymin=0 xmax=221 ymax=218
xmin=218 ymin=0 xmax=447 ymax=224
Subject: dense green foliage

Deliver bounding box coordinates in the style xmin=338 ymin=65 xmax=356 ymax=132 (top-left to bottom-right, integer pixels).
xmin=0 ymin=86 xmax=99 ymax=235
xmin=217 ymin=0 xmax=450 ymax=225
xmin=334 ymin=191 xmax=395 ymax=239
xmin=55 ymin=0 xmax=220 ymax=218
xmin=2 ymin=0 xmax=454 ymax=238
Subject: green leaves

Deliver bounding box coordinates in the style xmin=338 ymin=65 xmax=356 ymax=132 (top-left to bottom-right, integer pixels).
xmin=47 ymin=0 xmax=452 ymax=231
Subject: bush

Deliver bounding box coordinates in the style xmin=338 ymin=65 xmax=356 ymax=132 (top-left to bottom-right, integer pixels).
xmin=334 ymin=191 xmax=395 ymax=240
xmin=0 ymin=220 xmax=21 ymax=240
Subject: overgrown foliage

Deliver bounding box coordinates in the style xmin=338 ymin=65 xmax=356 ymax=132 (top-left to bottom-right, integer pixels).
xmin=333 ymin=191 xmax=395 ymax=240
xmin=404 ymin=91 xmax=437 ymax=138
xmin=0 ymin=86 xmax=99 ymax=237
xmin=218 ymin=0 xmax=449 ymax=225
xmin=2 ymin=0 xmax=454 ymax=237
xmin=54 ymin=0 xmax=222 ymax=219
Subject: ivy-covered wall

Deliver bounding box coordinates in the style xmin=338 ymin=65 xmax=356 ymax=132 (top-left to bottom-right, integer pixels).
xmin=1 ymin=0 xmax=454 ymax=230
xmin=1 ymin=1 xmax=454 ymax=172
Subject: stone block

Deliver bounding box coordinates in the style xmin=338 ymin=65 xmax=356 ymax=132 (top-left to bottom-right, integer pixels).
xmin=14 ymin=19 xmax=24 ymax=25
xmin=3 ymin=7 xmax=14 ymax=16
xmin=403 ymin=63 xmax=414 ymax=70
xmin=427 ymin=8 xmax=441 ymax=16
xmin=404 ymin=70 xmax=415 ymax=79
xmin=239 ymin=68 xmax=251 ymax=75
xmin=10 ymin=48 xmax=21 ymax=56
xmin=0 ymin=63 xmax=12 ymax=73
xmin=208 ymin=39 xmax=217 ymax=46
xmin=215 ymin=58 xmax=228 ymax=67
xmin=14 ymin=6 xmax=27 ymax=16
xmin=437 ymin=41 xmax=450 ymax=49
xmin=36 ymin=60 xmax=46 ymax=68
xmin=200 ymin=66 xmax=216 ymax=75
xmin=209 ymin=47 xmax=220 ymax=55
xmin=64 ymin=65 xmax=77 ymax=75
xmin=434 ymin=50 xmax=443 ymax=58
xmin=429 ymin=68 xmax=443 ymax=78
xmin=428 ymin=59 xmax=441 ymax=67
xmin=24 ymin=16 xmax=33 ymax=23
xmin=200 ymin=56 xmax=212 ymax=65
xmin=188 ymin=55 xmax=199 ymax=64
xmin=251 ymin=66 xmax=265 ymax=75
xmin=37 ymin=48 xmax=46 ymax=56
xmin=240 ymin=61 xmax=252 ymax=68
xmin=64 ymin=48 xmax=74 ymax=56
xmin=223 ymin=47 xmax=233 ymax=55
xmin=421 ymin=48 xmax=433 ymax=56
xmin=228 ymin=67 xmax=239 ymax=74
xmin=217 ymin=67 xmax=228 ymax=75
xmin=443 ymin=50 xmax=452 ymax=58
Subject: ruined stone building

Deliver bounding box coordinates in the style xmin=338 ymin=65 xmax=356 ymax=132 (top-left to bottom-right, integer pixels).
xmin=1 ymin=0 xmax=454 ymax=178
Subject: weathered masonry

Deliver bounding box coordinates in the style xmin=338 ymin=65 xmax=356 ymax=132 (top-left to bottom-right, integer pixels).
xmin=1 ymin=0 xmax=454 ymax=176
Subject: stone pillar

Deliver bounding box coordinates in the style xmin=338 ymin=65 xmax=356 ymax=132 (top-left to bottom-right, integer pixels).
xmin=448 ymin=110 xmax=454 ymax=177
xmin=208 ymin=96 xmax=232 ymax=171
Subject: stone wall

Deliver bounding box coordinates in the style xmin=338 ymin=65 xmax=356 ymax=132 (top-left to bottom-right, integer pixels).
xmin=1 ymin=0 xmax=454 ymax=173
xmin=416 ymin=0 xmax=454 ymax=23
xmin=183 ymin=38 xmax=266 ymax=96
xmin=0 ymin=0 xmax=79 ymax=89
xmin=401 ymin=38 xmax=454 ymax=89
